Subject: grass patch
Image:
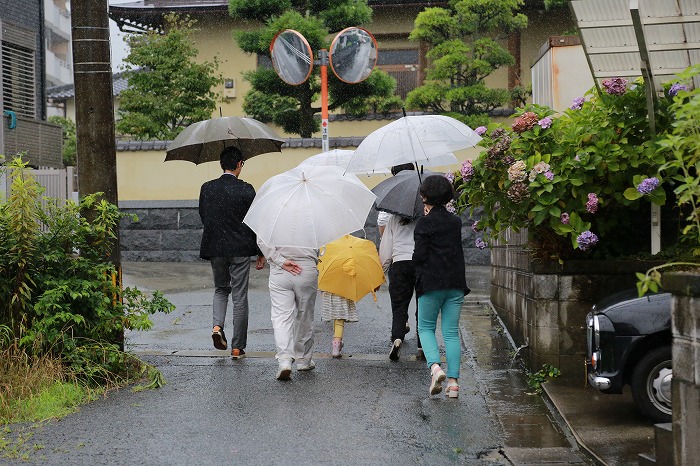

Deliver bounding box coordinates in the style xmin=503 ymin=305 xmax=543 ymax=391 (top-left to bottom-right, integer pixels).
xmin=0 ymin=343 xmax=100 ymax=425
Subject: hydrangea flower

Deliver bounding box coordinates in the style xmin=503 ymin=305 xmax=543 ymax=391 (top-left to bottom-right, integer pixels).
xmin=668 ymin=83 xmax=687 ymax=97
xmin=444 ymin=172 xmax=455 ymax=183
xmin=508 ymin=160 xmax=527 ymax=182
xmin=460 ymin=160 xmax=474 ymax=181
xmin=475 ymin=238 xmax=487 ymax=249
xmin=446 ymin=199 xmax=456 ymax=213
xmin=471 ymin=220 xmax=479 ymax=232
xmin=560 ymin=212 xmax=570 ymax=225
xmin=602 ymin=77 xmax=628 ymax=96
xmin=475 ymin=126 xmax=487 ymax=135
xmin=586 ymin=193 xmax=599 ymax=214
xmin=577 ymin=230 xmax=599 ymax=251
xmin=512 ymin=112 xmax=539 ymax=134
xmin=528 ymin=161 xmax=551 ymax=182
xmin=570 ymin=97 xmax=585 ymax=110
xmin=538 ymin=117 xmax=552 ymax=129
xmin=544 ymin=171 xmax=554 ymax=181
xmin=637 ymin=177 xmax=660 ymax=195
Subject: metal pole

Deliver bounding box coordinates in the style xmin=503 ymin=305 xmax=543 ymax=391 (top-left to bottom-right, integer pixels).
xmin=319 ymin=49 xmax=329 ymax=152
xmin=70 ymin=0 xmax=121 ymax=266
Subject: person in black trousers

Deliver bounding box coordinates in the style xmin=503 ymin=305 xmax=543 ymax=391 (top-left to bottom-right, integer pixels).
xmin=199 ymin=146 xmax=265 ymax=359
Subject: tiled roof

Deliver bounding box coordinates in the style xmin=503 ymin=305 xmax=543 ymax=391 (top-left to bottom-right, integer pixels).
xmin=115 ymin=136 xmax=366 ymax=152
xmin=47 ymin=70 xmax=130 ymax=101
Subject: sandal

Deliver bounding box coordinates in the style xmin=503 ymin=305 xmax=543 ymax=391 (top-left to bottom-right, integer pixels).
xmin=429 ymin=364 xmax=446 ymax=395
xmin=446 ymin=383 xmax=459 ymax=398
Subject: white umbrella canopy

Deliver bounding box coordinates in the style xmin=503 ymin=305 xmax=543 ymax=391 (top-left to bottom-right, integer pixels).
xmin=298 ymin=149 xmax=390 ymax=175
xmin=243 ymin=165 xmax=377 ymax=249
xmin=346 ymin=115 xmax=481 ymax=172
xmin=165 ymin=116 xmax=286 ymax=164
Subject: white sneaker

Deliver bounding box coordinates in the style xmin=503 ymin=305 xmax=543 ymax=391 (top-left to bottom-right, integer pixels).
xmin=389 ymin=338 xmax=402 ymax=361
xmin=297 ymin=360 xmax=316 ymax=371
xmin=276 ymin=360 xmax=292 ymax=380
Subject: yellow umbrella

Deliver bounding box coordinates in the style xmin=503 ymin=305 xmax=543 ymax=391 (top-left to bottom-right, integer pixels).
xmin=318 ymin=235 xmax=385 ymax=302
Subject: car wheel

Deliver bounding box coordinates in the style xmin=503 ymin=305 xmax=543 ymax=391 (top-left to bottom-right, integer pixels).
xmin=631 ymin=346 xmax=672 ymax=423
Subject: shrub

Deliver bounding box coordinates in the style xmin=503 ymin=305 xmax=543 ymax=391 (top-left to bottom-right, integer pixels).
xmin=0 ymin=157 xmax=174 ymax=385
xmin=454 ymin=70 xmax=699 ymax=263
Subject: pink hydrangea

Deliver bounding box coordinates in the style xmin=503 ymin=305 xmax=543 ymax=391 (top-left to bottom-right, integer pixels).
xmin=602 ymin=77 xmax=628 ymax=96
xmin=560 ymin=212 xmax=570 ymax=224
xmin=586 ymin=193 xmax=599 ymax=214
xmin=460 ymin=160 xmax=474 ymax=181
xmin=475 ymin=126 xmax=487 ymax=135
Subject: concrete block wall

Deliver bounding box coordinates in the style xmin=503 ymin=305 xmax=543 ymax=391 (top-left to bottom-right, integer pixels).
xmin=118 ymin=201 xmax=490 ymax=265
xmin=490 ymin=228 xmax=659 ymax=383
xmin=665 ymin=272 xmax=700 ymax=466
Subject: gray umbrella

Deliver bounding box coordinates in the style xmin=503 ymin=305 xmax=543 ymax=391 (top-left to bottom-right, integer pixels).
xmin=371 ymin=169 xmax=440 ymax=219
xmin=165 ymin=116 xmax=286 ymax=164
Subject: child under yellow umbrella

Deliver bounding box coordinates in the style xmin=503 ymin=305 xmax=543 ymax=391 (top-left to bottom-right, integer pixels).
xmin=318 ymin=234 xmax=385 ymax=357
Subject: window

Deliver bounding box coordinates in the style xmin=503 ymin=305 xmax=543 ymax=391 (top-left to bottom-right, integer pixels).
xmin=376 ymin=49 xmax=420 ymax=99
xmin=2 ymin=23 xmax=37 ymax=119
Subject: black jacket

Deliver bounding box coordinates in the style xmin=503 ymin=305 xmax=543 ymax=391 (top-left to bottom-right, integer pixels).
xmin=412 ymin=205 xmax=469 ymax=297
xmin=199 ymin=174 xmax=261 ymax=260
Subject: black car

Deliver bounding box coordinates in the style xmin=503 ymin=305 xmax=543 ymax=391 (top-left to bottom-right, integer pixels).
xmin=586 ymin=289 xmax=672 ymax=423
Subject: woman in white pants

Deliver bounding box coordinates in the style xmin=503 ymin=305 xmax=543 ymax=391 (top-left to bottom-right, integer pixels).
xmin=258 ymin=240 xmax=318 ymax=380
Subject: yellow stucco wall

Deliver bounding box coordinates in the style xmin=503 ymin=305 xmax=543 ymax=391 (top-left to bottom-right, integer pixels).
xmin=117 ymin=138 xmax=482 ymax=201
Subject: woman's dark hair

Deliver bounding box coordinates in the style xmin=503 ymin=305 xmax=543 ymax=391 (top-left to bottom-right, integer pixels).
xmin=220 ymin=146 xmax=243 ymax=171
xmin=419 ymin=175 xmax=455 ymax=206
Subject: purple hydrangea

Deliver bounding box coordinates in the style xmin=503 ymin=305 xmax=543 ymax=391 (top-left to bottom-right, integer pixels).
xmin=602 ymin=77 xmax=628 ymax=96
xmin=460 ymin=160 xmax=474 ymax=181
xmin=637 ymin=177 xmax=660 ymax=195
xmin=444 ymin=172 xmax=455 ymax=183
xmin=586 ymin=193 xmax=599 ymax=214
xmin=669 ymin=83 xmax=687 ymax=97
xmin=475 ymin=126 xmax=487 ymax=136
xmin=475 ymin=238 xmax=487 ymax=249
xmin=538 ymin=117 xmax=552 ymax=129
xmin=471 ymin=220 xmax=479 ymax=232
xmin=544 ymin=171 xmax=554 ymax=181
xmin=560 ymin=212 xmax=570 ymax=225
xmin=577 ymin=230 xmax=599 ymax=251
xmin=570 ymin=97 xmax=585 ymax=110
xmin=446 ymin=199 xmax=456 ymax=214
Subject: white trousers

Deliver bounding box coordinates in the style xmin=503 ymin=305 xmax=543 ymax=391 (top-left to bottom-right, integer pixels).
xmin=268 ymin=261 xmax=318 ymax=364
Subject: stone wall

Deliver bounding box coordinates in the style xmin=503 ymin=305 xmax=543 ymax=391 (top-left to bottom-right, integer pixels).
xmin=665 ymin=272 xmax=700 ymax=466
xmin=490 ymin=228 xmax=660 ymax=383
xmin=118 ymin=201 xmax=490 ymax=265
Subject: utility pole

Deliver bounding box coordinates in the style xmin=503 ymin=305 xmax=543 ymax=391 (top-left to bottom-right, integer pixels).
xmin=70 ymin=0 xmax=120 ymax=267
xmin=71 ymin=0 xmax=122 ymax=348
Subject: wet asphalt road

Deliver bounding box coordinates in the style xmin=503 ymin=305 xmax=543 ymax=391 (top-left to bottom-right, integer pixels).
xmin=3 ymin=262 xmax=591 ymax=465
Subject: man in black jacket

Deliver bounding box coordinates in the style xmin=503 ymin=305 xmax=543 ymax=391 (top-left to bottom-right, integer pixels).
xmin=199 ymin=146 xmax=265 ymax=359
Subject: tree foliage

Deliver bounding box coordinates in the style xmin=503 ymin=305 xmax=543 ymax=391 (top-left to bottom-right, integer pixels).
xmin=406 ymin=0 xmax=528 ymax=127
xmin=117 ymin=14 xmax=222 ymax=141
xmin=48 ymin=116 xmax=76 ymax=166
xmin=229 ymin=1 xmax=402 ymax=137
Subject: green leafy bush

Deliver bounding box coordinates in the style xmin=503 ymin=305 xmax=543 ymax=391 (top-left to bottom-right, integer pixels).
xmin=0 ymin=157 xmax=174 ymax=385
xmin=454 ymin=70 xmax=698 ymax=262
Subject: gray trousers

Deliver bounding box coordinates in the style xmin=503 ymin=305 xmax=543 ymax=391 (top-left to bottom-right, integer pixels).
xmin=211 ymin=256 xmax=251 ymax=350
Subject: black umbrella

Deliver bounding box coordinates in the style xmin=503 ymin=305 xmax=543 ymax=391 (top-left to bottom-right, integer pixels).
xmin=371 ymin=169 xmax=440 ymax=219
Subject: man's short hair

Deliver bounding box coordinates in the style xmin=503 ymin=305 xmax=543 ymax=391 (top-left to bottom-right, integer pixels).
xmin=220 ymin=146 xmax=243 ymax=171
xmin=419 ymin=174 xmax=455 ymax=206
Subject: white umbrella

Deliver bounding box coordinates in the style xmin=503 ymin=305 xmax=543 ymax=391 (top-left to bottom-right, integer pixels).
xmin=298 ymin=149 xmax=390 ymax=175
xmin=243 ymin=165 xmax=377 ymax=249
xmin=346 ymin=115 xmax=481 ymax=172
